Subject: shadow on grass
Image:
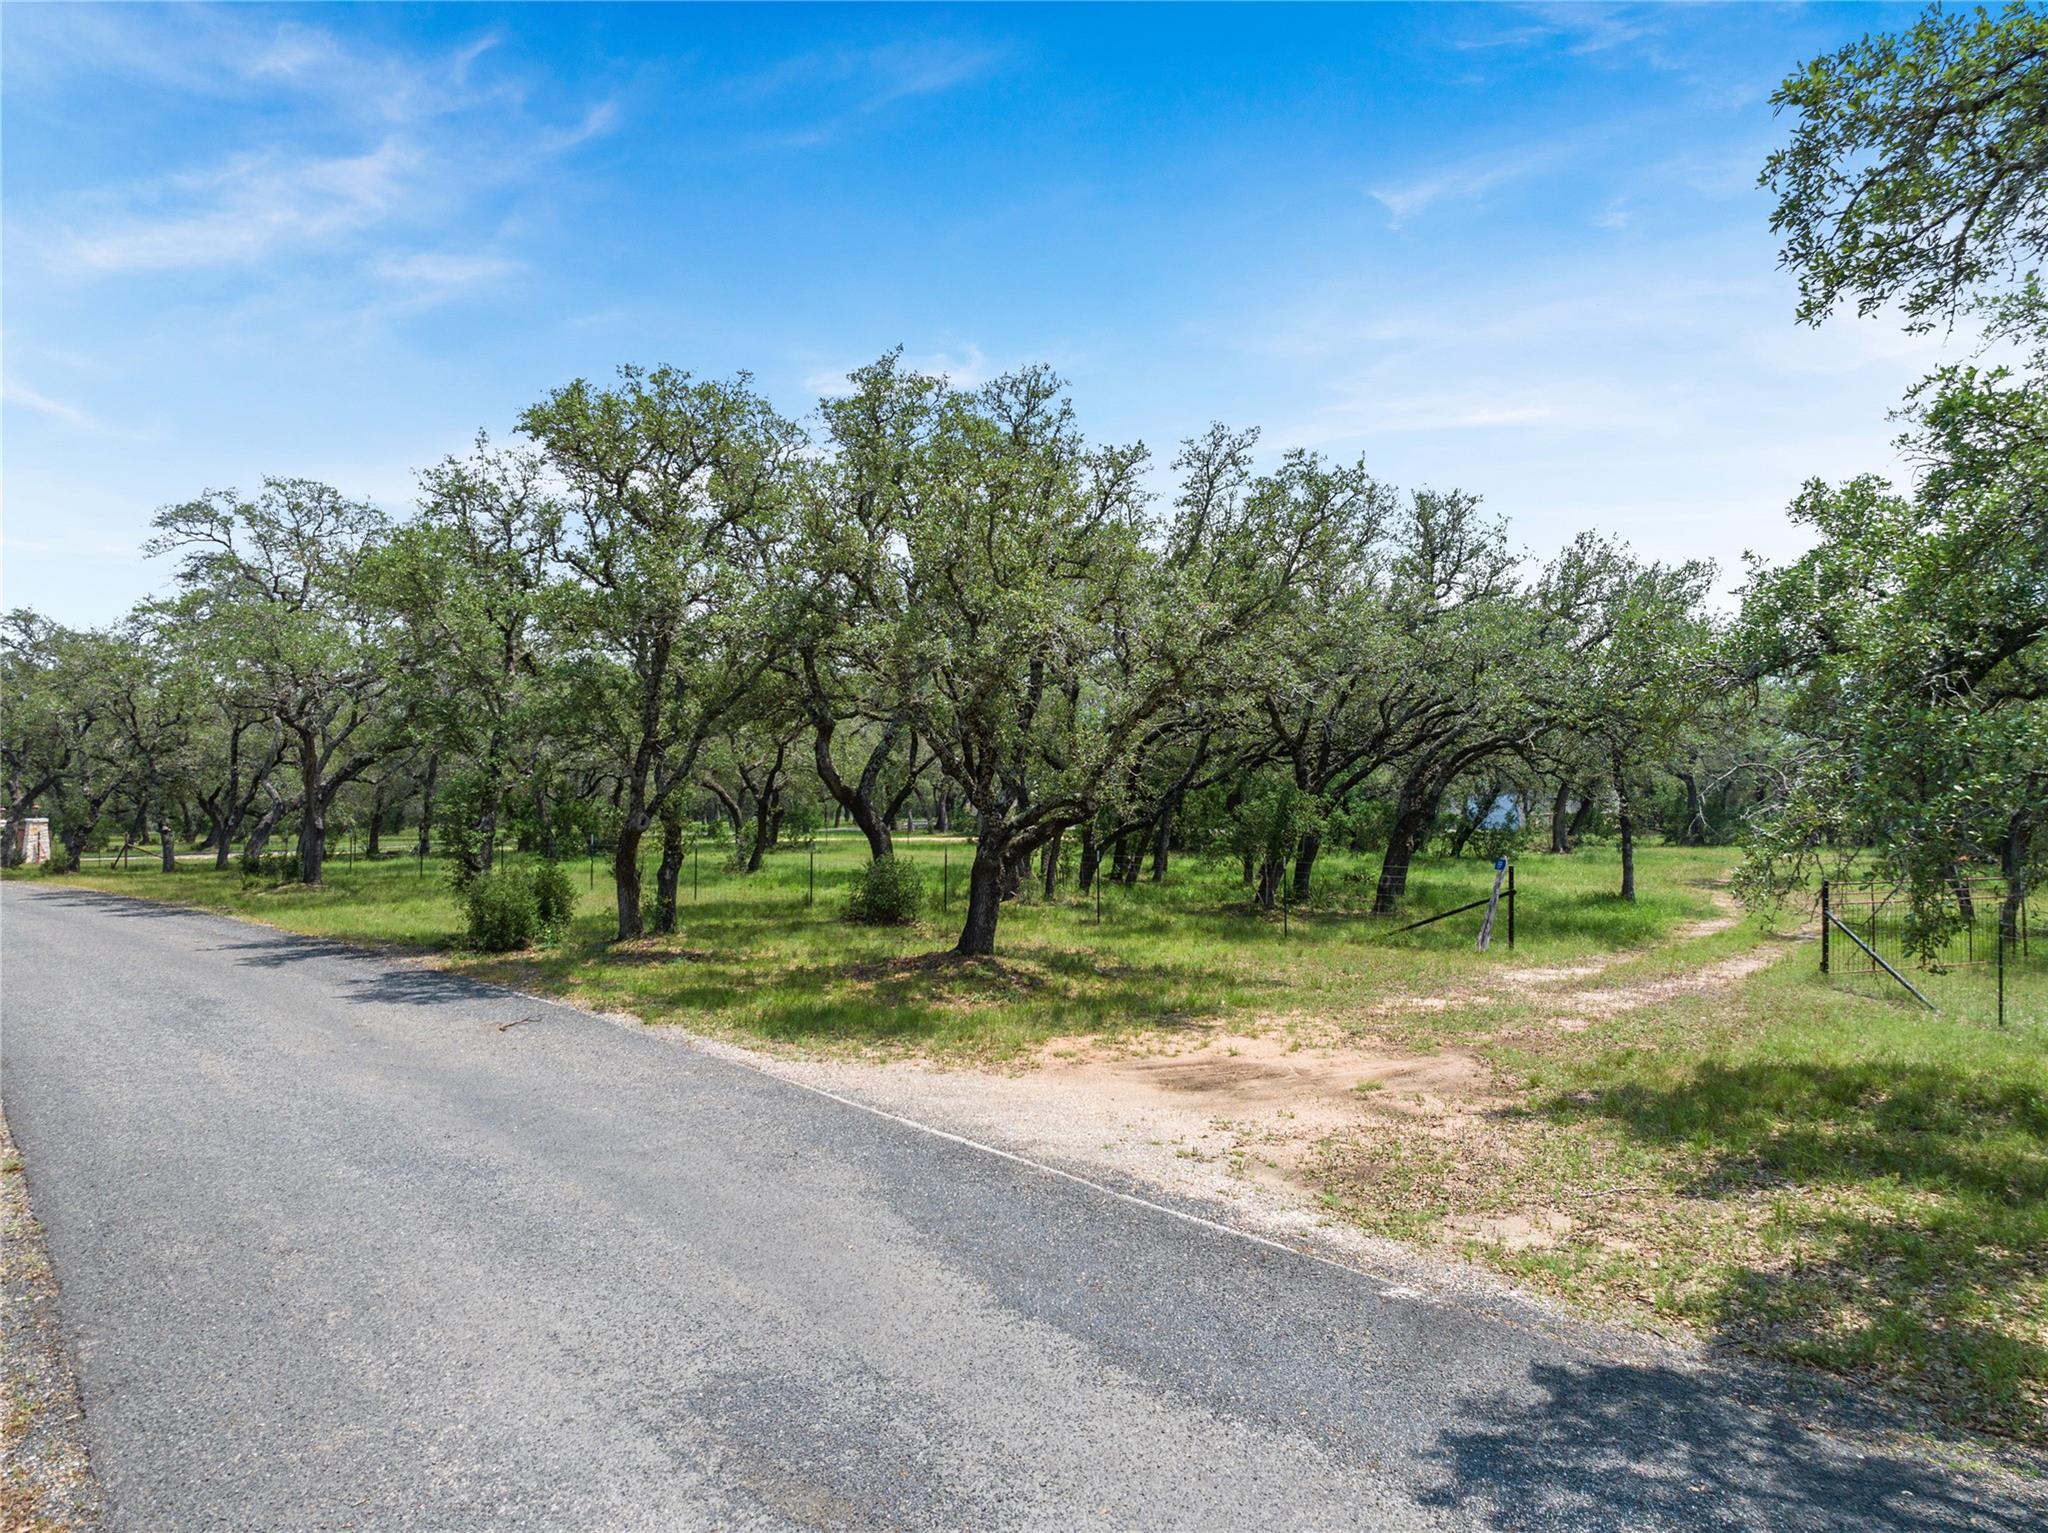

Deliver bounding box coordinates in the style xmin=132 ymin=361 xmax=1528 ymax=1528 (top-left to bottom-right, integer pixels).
xmin=492 ymin=923 xmax=1265 ymax=1051
xmin=1555 ymin=1058 xmax=2048 ymax=1441
xmin=1422 ymin=1358 xmax=2043 ymax=1531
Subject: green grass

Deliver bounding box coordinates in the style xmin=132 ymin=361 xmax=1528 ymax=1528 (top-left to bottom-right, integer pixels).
xmin=20 ymin=831 xmax=2047 ymax=1443
xmin=24 ymin=831 xmax=1734 ymax=1056
xmin=1319 ymin=942 xmax=2048 ymax=1445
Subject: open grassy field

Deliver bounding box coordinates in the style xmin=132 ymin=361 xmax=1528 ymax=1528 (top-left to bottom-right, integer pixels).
xmin=18 ymin=833 xmax=2047 ymax=1447
xmin=31 ymin=831 xmax=1735 ymax=1054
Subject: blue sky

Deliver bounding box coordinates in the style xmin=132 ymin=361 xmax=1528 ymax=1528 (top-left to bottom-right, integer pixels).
xmin=3 ymin=2 xmax=1959 ymax=625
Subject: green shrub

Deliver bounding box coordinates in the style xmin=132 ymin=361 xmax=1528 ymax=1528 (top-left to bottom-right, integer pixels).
xmin=843 ymin=854 xmax=925 ymax=925
xmin=463 ymin=872 xmax=540 ymax=951
xmin=779 ymin=800 xmax=823 ymax=851
xmin=1473 ymin=821 xmax=1527 ymax=865
xmin=530 ymin=860 xmax=576 ymax=929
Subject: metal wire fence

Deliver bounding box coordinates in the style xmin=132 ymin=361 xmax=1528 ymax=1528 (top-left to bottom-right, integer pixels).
xmin=1821 ymin=875 xmax=2040 ymax=1025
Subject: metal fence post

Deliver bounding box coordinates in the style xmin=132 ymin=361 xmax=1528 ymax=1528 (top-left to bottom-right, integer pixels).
xmin=1998 ymin=912 xmax=2006 ymax=1027
xmin=1507 ymin=864 xmax=1516 ymax=950
xmin=1820 ymin=880 xmax=1830 ymax=976
xmin=808 ymin=844 xmax=815 ymax=907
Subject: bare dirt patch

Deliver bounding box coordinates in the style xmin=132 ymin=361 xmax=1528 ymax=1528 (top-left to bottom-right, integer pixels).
xmin=1442 ymin=1209 xmax=1579 ymax=1251
xmin=717 ymin=882 xmax=1786 ymax=1248
xmin=1532 ymin=944 xmax=1792 ymax=1030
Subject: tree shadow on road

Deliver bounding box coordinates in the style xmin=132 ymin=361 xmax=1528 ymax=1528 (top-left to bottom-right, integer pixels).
xmin=10 ymin=886 xmax=191 ymax=919
xmin=1421 ymin=1358 xmax=2042 ymax=1532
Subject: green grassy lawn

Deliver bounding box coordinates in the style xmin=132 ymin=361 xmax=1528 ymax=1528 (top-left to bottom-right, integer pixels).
xmin=18 ymin=832 xmax=2047 ymax=1445
xmin=26 ymin=831 xmax=1732 ymax=1055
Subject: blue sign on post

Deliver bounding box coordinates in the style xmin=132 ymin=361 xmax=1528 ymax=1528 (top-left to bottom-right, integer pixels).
xmin=1478 ymin=859 xmax=1509 ymax=951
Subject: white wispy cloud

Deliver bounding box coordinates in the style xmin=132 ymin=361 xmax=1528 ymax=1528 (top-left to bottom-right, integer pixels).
xmin=3 ymin=378 xmax=103 ymax=432
xmin=1453 ymin=4 xmax=1669 ymax=63
xmin=1368 ymin=140 xmax=1575 ymax=227
xmin=730 ymin=37 xmax=1004 ymax=149
xmin=5 ymin=7 xmax=513 ymax=123
xmin=737 ymin=38 xmax=1003 ymax=109
xmin=66 ymin=142 xmax=418 ymax=273
xmin=20 ymin=0 xmax=616 ymax=295
xmin=373 ymin=250 xmax=517 ymax=288
xmin=802 ymin=345 xmax=990 ymax=399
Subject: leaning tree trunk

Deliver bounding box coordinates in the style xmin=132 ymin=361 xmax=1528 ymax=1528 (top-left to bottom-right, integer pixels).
xmin=1372 ymin=789 xmax=1436 ymax=915
xmin=296 ymin=740 xmax=326 ymax=887
xmin=244 ymin=796 xmax=283 ymax=865
xmin=1149 ymin=804 xmax=1172 ymax=882
xmin=1999 ymin=809 xmax=2031 ymax=941
xmin=200 ymin=801 xmax=233 ymax=869
xmin=1549 ymin=782 xmax=1573 ymax=853
xmin=1567 ymin=793 xmax=1594 ymax=847
xmin=416 ymin=753 xmax=439 ymax=859
xmin=1677 ymin=770 xmax=1708 ymax=846
xmin=745 ymin=790 xmax=774 ymax=873
xmin=1041 ymin=827 xmax=1065 ymax=899
xmin=810 ymin=728 xmax=893 ymax=860
xmin=1613 ymin=761 xmax=1636 ymax=902
xmin=1111 ymin=830 xmax=1141 ymax=886
xmin=612 ymin=785 xmax=650 ymax=940
xmin=1291 ymin=828 xmax=1322 ymax=902
xmin=653 ymin=805 xmax=685 ymax=935
xmin=956 ymin=828 xmax=1011 ymax=956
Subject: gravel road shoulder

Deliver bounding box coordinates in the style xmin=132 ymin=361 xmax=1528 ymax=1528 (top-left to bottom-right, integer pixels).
xmin=2 ymin=1108 xmax=104 ymax=1533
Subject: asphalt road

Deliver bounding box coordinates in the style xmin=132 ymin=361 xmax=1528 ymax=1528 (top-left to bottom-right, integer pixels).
xmin=1 ymin=884 xmax=2037 ymax=1532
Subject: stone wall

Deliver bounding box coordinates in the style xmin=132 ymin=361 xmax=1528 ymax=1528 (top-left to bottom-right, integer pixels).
xmin=2 ymin=818 xmax=53 ymax=866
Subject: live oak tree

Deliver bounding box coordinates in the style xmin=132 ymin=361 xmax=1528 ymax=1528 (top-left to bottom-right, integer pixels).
xmin=1765 ymin=1 xmax=2048 ymax=338
xmin=1363 ymin=493 xmax=1526 ymax=914
xmin=369 ymin=440 xmax=564 ymax=877
xmin=147 ymin=480 xmax=393 ymax=887
xmin=520 ymin=366 xmax=801 ymax=941
xmin=104 ymin=612 xmax=208 ymax=873
xmin=1540 ymin=541 xmax=1716 ymax=901
xmin=899 ymin=370 xmax=1358 ymax=955
xmin=1736 ymin=420 xmax=2046 ymax=948
xmin=1745 ymin=1 xmax=2048 ymax=946
xmin=786 ymin=352 xmax=946 ymax=861
xmin=0 ymin=613 xmax=127 ymax=868
xmin=884 ymin=368 xmax=1149 ymax=954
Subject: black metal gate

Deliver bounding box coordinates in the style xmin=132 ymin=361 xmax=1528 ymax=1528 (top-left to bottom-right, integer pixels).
xmin=1820 ymin=875 xmax=2032 ymax=1024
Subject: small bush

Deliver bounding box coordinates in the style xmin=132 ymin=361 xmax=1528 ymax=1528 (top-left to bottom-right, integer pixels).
xmin=778 ymin=801 xmax=822 ymax=851
xmin=530 ymin=860 xmax=576 ymax=929
xmin=1473 ymin=822 xmax=1527 ymax=865
xmin=843 ymin=854 xmax=925 ymax=925
xmin=464 ymin=872 xmax=540 ymax=951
